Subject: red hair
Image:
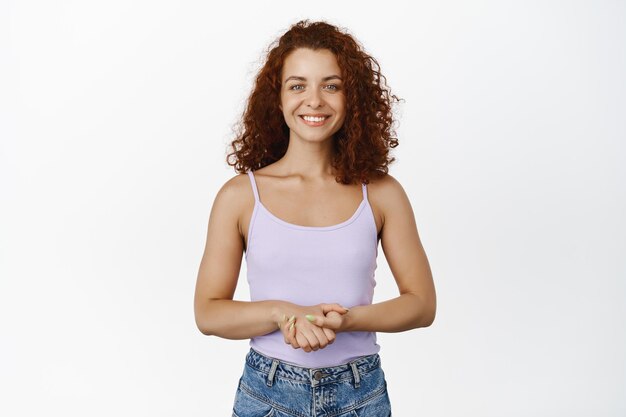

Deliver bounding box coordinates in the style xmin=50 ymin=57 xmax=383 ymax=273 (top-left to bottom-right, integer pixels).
xmin=226 ymin=19 xmax=402 ymax=184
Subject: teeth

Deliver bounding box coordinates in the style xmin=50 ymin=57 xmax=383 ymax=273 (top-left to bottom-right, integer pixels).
xmin=303 ymin=116 xmax=327 ymax=122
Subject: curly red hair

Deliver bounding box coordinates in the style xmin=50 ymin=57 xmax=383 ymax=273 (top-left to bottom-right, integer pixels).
xmin=226 ymin=19 xmax=402 ymax=184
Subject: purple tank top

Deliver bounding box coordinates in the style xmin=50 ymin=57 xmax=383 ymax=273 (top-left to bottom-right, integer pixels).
xmin=245 ymin=170 xmax=381 ymax=367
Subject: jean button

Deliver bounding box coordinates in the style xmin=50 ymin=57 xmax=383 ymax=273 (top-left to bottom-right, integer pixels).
xmin=313 ymin=371 xmax=323 ymax=381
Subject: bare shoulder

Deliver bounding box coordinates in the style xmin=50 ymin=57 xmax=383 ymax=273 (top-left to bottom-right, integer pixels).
xmin=211 ymin=172 xmax=254 ymax=233
xmin=214 ymin=172 xmax=251 ymax=203
xmin=366 ymin=173 xmax=413 ymax=231
xmin=367 ymin=172 xmax=406 ymax=197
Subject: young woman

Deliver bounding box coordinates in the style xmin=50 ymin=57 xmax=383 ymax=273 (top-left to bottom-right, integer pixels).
xmin=194 ymin=19 xmax=436 ymax=417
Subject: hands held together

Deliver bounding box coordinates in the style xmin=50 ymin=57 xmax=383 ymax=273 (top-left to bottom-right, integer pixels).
xmin=275 ymin=303 xmax=350 ymax=353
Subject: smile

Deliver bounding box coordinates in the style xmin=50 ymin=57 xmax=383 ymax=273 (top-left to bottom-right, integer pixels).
xmin=299 ymin=115 xmax=330 ymax=126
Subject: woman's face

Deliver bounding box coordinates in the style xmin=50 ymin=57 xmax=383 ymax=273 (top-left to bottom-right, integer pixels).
xmin=279 ymin=48 xmax=346 ymax=144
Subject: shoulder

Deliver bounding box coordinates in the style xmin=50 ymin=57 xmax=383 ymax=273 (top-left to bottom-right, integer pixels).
xmin=210 ymin=172 xmax=254 ymax=225
xmin=215 ymin=172 xmax=251 ymax=202
xmin=366 ymin=173 xmax=412 ymax=228
xmin=366 ymin=172 xmax=404 ymax=194
xmin=367 ymin=173 xmax=408 ymax=205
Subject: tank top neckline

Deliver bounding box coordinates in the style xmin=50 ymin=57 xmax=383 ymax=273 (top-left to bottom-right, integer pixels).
xmin=247 ymin=170 xmax=369 ymax=231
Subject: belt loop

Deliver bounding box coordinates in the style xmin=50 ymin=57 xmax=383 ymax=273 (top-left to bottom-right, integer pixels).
xmin=350 ymin=362 xmax=361 ymax=389
xmin=266 ymin=359 xmax=279 ymax=387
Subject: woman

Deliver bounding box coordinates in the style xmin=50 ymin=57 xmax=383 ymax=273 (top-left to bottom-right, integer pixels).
xmin=194 ymin=19 xmax=436 ymax=416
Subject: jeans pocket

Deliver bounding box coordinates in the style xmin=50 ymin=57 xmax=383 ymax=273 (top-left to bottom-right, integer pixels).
xmin=350 ymin=388 xmax=391 ymax=417
xmin=232 ymin=385 xmax=276 ymax=417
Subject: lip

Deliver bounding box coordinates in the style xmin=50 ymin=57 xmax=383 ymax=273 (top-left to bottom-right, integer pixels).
xmin=299 ymin=114 xmax=330 ymax=117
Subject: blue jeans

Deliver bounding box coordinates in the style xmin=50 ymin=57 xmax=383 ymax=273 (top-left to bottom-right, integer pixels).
xmin=232 ymin=348 xmax=392 ymax=417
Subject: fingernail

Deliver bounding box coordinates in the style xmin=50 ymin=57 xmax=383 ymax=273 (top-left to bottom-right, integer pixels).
xmin=288 ymin=315 xmax=296 ymax=323
xmin=289 ymin=323 xmax=294 ymax=331
xmin=305 ymin=314 xmax=315 ymax=322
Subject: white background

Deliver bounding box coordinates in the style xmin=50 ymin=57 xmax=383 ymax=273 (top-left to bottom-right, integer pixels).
xmin=1 ymin=1 xmax=625 ymax=416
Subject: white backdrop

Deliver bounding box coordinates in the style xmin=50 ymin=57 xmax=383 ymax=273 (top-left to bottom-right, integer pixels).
xmin=1 ymin=1 xmax=625 ymax=416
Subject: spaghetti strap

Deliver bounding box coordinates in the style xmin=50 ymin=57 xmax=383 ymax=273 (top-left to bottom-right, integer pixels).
xmin=247 ymin=170 xmax=260 ymax=203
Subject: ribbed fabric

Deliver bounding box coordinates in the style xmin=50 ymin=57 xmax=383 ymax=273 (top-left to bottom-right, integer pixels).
xmin=244 ymin=169 xmax=380 ymax=367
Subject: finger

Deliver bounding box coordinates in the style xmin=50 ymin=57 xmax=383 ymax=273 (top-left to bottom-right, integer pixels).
xmin=321 ymin=303 xmax=350 ymax=315
xmin=282 ymin=315 xmax=294 ymax=344
xmin=295 ymin=331 xmax=310 ymax=352
xmin=283 ymin=321 xmax=292 ymax=345
xmin=288 ymin=321 xmax=300 ymax=348
xmin=300 ymin=328 xmax=321 ymax=352
xmin=305 ymin=314 xmax=324 ymax=327
xmin=323 ymin=311 xmax=343 ymax=330
xmin=310 ymin=325 xmax=330 ymax=349
xmin=322 ymin=327 xmax=336 ymax=344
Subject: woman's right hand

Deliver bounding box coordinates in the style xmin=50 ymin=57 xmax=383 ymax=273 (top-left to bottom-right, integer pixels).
xmin=277 ymin=303 xmax=349 ymax=353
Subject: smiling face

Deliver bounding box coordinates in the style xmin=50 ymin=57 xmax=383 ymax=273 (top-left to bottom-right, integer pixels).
xmin=279 ymin=48 xmax=346 ymax=144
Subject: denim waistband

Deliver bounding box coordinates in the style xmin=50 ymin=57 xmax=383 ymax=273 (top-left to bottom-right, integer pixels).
xmin=245 ymin=348 xmax=381 ymax=386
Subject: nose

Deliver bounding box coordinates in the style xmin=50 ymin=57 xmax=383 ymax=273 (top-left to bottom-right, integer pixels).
xmin=306 ymin=88 xmax=323 ymax=108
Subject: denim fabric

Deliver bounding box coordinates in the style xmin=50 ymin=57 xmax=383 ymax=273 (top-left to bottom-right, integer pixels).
xmin=232 ymin=348 xmax=392 ymax=417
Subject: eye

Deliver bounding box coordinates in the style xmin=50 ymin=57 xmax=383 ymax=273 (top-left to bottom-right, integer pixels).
xmin=288 ymin=84 xmax=340 ymax=91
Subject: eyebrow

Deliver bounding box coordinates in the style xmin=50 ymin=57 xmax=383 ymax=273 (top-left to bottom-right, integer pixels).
xmin=284 ymin=75 xmax=343 ymax=83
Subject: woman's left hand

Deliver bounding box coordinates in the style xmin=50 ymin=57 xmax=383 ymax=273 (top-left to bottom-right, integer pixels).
xmin=277 ymin=303 xmax=350 ymax=352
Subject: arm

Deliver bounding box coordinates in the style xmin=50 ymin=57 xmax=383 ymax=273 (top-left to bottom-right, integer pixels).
xmin=193 ymin=175 xmax=347 ymax=341
xmin=313 ymin=175 xmax=436 ymax=333
xmin=339 ymin=293 xmax=433 ymax=333
xmin=193 ymin=175 xmax=282 ymax=339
